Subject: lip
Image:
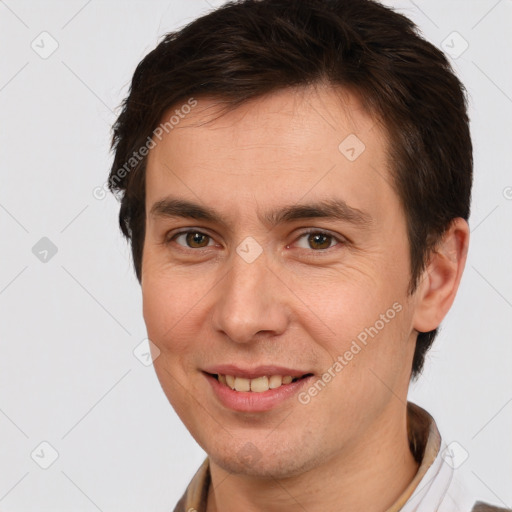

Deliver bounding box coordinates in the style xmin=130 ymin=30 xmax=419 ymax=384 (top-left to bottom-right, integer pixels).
xmin=202 ymin=364 xmax=310 ymax=379
xmin=203 ymin=370 xmax=315 ymax=413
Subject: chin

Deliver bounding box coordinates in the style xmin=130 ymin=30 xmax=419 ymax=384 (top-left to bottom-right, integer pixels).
xmin=208 ymin=439 xmax=322 ymax=479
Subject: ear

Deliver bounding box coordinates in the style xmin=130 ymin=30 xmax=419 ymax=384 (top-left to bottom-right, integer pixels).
xmin=412 ymin=218 xmax=470 ymax=333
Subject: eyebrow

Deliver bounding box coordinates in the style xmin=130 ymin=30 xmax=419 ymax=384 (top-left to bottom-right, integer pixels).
xmin=149 ymin=197 xmax=373 ymax=229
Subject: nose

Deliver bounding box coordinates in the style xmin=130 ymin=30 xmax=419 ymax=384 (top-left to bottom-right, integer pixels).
xmin=210 ymin=246 xmax=290 ymax=344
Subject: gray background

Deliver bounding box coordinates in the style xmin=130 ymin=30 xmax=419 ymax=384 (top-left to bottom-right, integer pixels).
xmin=1 ymin=0 xmax=511 ymax=510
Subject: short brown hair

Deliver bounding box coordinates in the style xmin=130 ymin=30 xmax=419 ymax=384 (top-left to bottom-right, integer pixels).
xmin=108 ymin=0 xmax=472 ymax=379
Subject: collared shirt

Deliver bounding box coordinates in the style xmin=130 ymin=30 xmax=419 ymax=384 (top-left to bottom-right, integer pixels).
xmin=173 ymin=402 xmax=509 ymax=512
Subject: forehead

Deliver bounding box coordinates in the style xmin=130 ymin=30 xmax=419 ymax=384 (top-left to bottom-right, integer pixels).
xmin=145 ymin=84 xmax=398 ymax=226
xmin=153 ymin=84 xmax=383 ymax=154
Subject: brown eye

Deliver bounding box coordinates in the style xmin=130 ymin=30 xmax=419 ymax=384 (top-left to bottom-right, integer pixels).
xmin=170 ymin=230 xmax=214 ymax=249
xmin=185 ymin=232 xmax=210 ymax=248
xmin=293 ymin=231 xmax=339 ymax=251
xmin=307 ymin=232 xmax=333 ymax=250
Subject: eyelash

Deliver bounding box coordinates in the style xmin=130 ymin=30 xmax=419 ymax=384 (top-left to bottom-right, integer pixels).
xmin=164 ymin=229 xmax=345 ymax=254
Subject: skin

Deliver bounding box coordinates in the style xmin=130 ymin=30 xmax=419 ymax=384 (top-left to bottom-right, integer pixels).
xmin=141 ymin=83 xmax=469 ymax=512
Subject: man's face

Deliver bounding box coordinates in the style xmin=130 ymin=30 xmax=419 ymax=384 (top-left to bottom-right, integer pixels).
xmin=142 ymin=85 xmax=419 ymax=478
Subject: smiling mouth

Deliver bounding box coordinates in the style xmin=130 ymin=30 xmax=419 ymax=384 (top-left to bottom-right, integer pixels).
xmin=209 ymin=373 xmax=314 ymax=392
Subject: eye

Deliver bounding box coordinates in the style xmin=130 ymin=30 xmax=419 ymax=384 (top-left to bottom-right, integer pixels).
xmin=168 ymin=230 xmax=216 ymax=249
xmin=292 ymin=230 xmax=343 ymax=251
xmin=164 ymin=229 xmax=344 ymax=253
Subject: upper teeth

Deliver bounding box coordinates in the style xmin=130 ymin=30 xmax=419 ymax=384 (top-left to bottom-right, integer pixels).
xmin=219 ymin=374 xmax=295 ymax=392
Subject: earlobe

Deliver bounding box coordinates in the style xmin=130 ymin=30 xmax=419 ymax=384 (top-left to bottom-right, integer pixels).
xmin=412 ymin=218 xmax=470 ymax=333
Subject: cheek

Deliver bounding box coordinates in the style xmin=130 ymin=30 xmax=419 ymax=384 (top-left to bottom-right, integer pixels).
xmin=142 ymin=279 xmax=168 ymax=337
xmin=290 ymin=268 xmax=393 ymax=333
xmin=307 ymin=269 xmax=412 ymax=377
xmin=141 ymin=269 xmax=219 ymax=371
xmin=141 ymin=274 xmax=191 ymax=353
xmin=141 ymin=276 xmax=202 ymax=409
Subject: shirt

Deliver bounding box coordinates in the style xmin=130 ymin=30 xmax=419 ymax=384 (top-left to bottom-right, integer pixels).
xmin=173 ymin=402 xmax=510 ymax=512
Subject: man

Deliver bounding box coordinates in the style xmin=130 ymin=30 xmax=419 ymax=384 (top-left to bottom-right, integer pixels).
xmin=107 ymin=0 xmax=510 ymax=510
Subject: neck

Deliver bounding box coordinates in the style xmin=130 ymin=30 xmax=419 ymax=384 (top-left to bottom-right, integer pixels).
xmin=206 ymin=406 xmax=420 ymax=512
